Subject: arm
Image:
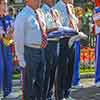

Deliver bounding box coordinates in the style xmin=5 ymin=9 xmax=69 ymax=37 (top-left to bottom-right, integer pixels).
xmin=47 ymin=27 xmax=58 ymax=33
xmin=14 ymin=16 xmax=26 ymax=68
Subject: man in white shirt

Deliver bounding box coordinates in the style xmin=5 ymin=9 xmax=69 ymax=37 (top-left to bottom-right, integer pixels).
xmin=14 ymin=0 xmax=47 ymax=99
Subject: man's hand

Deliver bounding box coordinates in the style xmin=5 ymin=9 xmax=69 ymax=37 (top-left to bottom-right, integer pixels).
xmin=16 ymin=66 xmax=25 ymax=72
xmin=68 ymin=32 xmax=88 ymax=48
xmin=14 ymin=56 xmax=25 ymax=72
xmin=68 ymin=35 xmax=79 ymax=48
xmin=78 ymin=32 xmax=88 ymax=39
xmin=47 ymin=27 xmax=58 ymax=33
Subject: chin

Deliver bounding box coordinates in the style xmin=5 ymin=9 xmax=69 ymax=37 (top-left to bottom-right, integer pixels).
xmin=36 ymin=6 xmax=40 ymax=9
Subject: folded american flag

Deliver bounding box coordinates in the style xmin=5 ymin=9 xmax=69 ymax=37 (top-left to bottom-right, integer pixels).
xmin=48 ymin=26 xmax=78 ymax=38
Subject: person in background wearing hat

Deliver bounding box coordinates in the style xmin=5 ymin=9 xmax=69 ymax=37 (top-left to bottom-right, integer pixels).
xmin=14 ymin=0 xmax=47 ymax=99
xmin=93 ymin=0 xmax=100 ymax=87
xmin=0 ymin=0 xmax=14 ymax=98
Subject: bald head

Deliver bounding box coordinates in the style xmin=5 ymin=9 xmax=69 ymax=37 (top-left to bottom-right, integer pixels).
xmin=42 ymin=0 xmax=55 ymax=7
xmin=26 ymin=0 xmax=41 ymax=10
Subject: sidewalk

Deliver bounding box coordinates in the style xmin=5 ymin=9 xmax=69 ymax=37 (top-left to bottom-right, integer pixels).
xmin=71 ymin=78 xmax=100 ymax=100
xmin=0 ymin=80 xmax=22 ymax=100
xmin=0 ymin=78 xmax=100 ymax=100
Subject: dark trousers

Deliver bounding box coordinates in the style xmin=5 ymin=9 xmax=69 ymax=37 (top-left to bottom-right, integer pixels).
xmin=23 ymin=46 xmax=45 ymax=100
xmin=56 ymin=38 xmax=75 ymax=100
xmin=42 ymin=41 xmax=58 ymax=100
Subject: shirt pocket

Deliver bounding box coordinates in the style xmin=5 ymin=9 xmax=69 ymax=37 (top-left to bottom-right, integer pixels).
xmin=28 ymin=16 xmax=40 ymax=31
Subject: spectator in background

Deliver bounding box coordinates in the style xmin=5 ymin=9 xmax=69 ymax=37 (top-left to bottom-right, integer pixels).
xmin=81 ymin=2 xmax=94 ymax=35
xmin=8 ymin=6 xmax=15 ymax=20
xmin=0 ymin=0 xmax=14 ymax=98
xmin=72 ymin=7 xmax=84 ymax=89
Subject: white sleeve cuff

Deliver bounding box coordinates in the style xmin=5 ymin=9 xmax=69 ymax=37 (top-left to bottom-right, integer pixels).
xmin=17 ymin=55 xmax=26 ymax=68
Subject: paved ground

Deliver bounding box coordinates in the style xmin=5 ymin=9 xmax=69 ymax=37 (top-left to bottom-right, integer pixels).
xmin=0 ymin=80 xmax=22 ymax=100
xmin=71 ymin=78 xmax=100 ymax=100
xmin=0 ymin=78 xmax=100 ymax=100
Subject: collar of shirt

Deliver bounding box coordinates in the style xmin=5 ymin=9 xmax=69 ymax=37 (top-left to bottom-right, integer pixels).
xmin=26 ymin=5 xmax=36 ymax=16
xmin=42 ymin=4 xmax=52 ymax=12
xmin=60 ymin=0 xmax=67 ymax=8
